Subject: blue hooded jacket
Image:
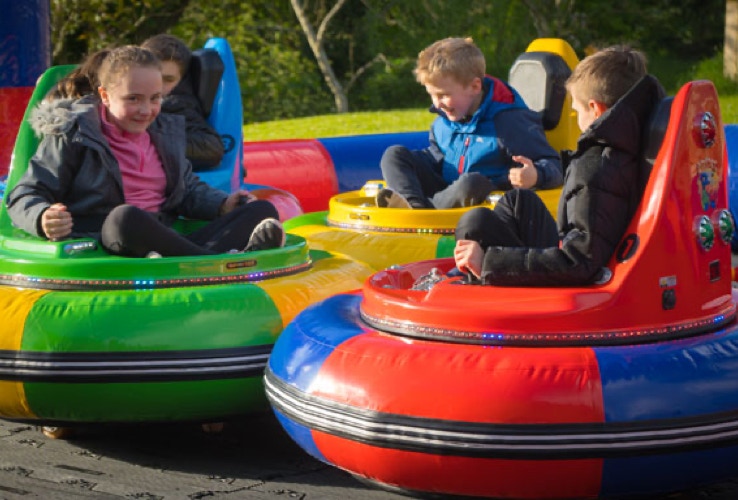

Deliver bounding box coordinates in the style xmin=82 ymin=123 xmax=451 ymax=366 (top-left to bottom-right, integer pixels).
xmin=429 ymin=76 xmax=562 ymax=190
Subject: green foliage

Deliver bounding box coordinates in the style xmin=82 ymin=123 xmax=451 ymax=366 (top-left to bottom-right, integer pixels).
xmin=48 ymin=0 xmax=736 ymax=124
xmin=50 ymin=0 xmax=190 ymax=63
xmin=171 ymin=0 xmax=333 ymax=122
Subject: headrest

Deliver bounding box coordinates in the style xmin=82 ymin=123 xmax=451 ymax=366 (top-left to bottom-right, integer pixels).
xmin=636 ymin=95 xmax=672 ymax=197
xmin=508 ymin=51 xmax=571 ymax=130
xmin=642 ymin=96 xmax=673 ymax=168
xmin=189 ymin=48 xmax=224 ymax=118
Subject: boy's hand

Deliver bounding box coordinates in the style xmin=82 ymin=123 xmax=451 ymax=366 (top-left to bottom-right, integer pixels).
xmin=509 ymin=155 xmax=538 ymax=189
xmin=220 ymin=189 xmax=256 ymax=215
xmin=41 ymin=203 xmax=73 ymax=241
xmin=454 ymin=239 xmax=483 ymax=279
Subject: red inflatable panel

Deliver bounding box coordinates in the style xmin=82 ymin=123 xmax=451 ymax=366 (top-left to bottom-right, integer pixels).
xmin=313 ymin=332 xmax=604 ymax=423
xmin=312 ymin=332 xmax=605 ymax=498
xmin=314 ymin=437 xmax=603 ymax=499
xmin=249 ymin=186 xmax=304 ymax=222
xmin=243 ymin=139 xmax=339 ymax=213
xmin=0 ymin=87 xmax=33 ymax=176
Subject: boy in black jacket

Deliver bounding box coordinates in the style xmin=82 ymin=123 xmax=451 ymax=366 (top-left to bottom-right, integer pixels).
xmin=142 ymin=34 xmax=224 ymax=171
xmin=454 ymin=45 xmax=665 ymax=286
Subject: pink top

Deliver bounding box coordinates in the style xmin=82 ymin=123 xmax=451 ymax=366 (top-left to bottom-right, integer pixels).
xmin=99 ymin=106 xmax=167 ymax=212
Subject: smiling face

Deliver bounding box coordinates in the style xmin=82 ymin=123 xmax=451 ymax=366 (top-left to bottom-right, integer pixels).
xmin=424 ymin=75 xmax=483 ymax=122
xmin=99 ymin=65 xmax=163 ymax=134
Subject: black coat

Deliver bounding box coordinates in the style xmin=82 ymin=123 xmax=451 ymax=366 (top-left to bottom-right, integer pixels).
xmin=480 ymin=75 xmax=666 ymax=286
xmin=163 ymin=74 xmax=225 ymax=171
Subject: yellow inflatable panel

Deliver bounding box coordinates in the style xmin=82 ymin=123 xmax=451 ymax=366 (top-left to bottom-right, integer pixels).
xmin=258 ymin=254 xmax=374 ymax=330
xmin=287 ymin=181 xmax=562 ymax=271
xmin=327 ymin=181 xmax=560 ymax=233
xmin=0 ymin=288 xmax=48 ymax=419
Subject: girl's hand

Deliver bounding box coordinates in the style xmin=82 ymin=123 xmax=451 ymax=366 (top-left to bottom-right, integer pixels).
xmin=454 ymin=239 xmax=483 ymax=279
xmin=509 ymin=155 xmax=538 ymax=189
xmin=41 ymin=203 xmax=73 ymax=241
xmin=220 ymin=189 xmax=256 ymax=215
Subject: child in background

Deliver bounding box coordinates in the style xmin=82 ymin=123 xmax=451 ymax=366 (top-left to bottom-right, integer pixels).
xmin=454 ymin=45 xmax=665 ymax=286
xmin=377 ymin=37 xmax=562 ymax=209
xmin=142 ymin=34 xmax=224 ymax=171
xmin=7 ymin=45 xmax=283 ymax=257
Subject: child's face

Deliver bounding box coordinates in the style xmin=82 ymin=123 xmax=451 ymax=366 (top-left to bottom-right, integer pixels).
xmin=570 ymin=86 xmax=599 ymax=132
xmin=424 ymin=75 xmax=483 ymax=122
xmin=160 ymin=60 xmax=182 ymax=96
xmin=100 ymin=65 xmax=163 ymax=134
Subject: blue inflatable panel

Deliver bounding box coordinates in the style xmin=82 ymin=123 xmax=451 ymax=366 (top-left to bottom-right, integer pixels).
xmin=273 ymin=410 xmax=327 ymax=463
xmin=0 ymin=0 xmax=50 ymax=87
xmin=267 ymin=293 xmax=365 ymax=392
xmin=197 ymin=38 xmax=242 ymax=194
xmin=595 ymin=328 xmax=738 ymax=422
xmin=726 ymin=125 xmax=738 ymax=250
xmin=318 ymin=131 xmax=429 ymax=192
xmin=601 ymin=445 xmax=738 ymax=498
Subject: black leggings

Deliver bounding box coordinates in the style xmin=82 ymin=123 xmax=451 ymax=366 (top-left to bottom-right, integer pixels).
xmin=455 ymin=188 xmax=559 ymax=249
xmin=100 ymin=200 xmax=279 ymax=257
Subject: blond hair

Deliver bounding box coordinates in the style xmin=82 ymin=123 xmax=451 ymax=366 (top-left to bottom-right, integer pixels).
xmin=566 ymin=45 xmax=647 ymax=107
xmin=98 ymin=45 xmax=161 ymax=90
xmin=414 ymin=37 xmax=485 ymax=86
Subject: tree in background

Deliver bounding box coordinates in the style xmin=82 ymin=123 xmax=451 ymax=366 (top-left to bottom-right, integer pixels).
xmin=290 ymin=0 xmax=351 ymax=112
xmin=50 ymin=0 xmax=190 ymax=62
xmin=48 ymin=0 xmax=728 ymax=122
xmin=172 ymin=0 xmax=334 ymax=122
xmin=726 ymin=0 xmax=738 ymax=80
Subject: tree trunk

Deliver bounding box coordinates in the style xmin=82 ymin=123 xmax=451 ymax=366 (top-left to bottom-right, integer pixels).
xmin=725 ymin=0 xmax=738 ymax=80
xmin=290 ymin=0 xmax=349 ymax=113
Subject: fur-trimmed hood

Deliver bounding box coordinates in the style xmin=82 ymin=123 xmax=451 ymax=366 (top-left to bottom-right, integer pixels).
xmin=29 ymin=96 xmax=97 ymax=137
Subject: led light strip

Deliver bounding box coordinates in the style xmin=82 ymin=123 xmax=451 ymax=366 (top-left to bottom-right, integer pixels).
xmin=327 ymin=220 xmax=454 ymax=234
xmin=360 ymin=309 xmax=736 ymax=346
xmin=0 ymin=261 xmax=312 ymax=291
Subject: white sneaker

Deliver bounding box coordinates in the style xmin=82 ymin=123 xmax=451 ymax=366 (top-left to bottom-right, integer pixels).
xmin=244 ymin=218 xmax=286 ymax=252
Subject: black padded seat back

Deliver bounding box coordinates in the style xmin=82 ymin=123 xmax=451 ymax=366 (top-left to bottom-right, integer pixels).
xmin=639 ymin=96 xmax=673 ymax=194
xmin=508 ymin=51 xmax=571 ymax=130
xmin=189 ymin=48 xmax=224 ymax=118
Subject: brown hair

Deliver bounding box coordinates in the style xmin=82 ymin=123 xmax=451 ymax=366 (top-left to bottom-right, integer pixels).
xmin=414 ymin=37 xmax=485 ymax=86
xmin=566 ymin=45 xmax=647 ymax=107
xmin=98 ymin=45 xmax=161 ymax=90
xmin=47 ymin=49 xmax=111 ymax=100
xmin=141 ymin=34 xmax=192 ymax=77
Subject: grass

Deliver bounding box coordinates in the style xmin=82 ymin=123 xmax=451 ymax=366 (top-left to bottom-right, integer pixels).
xmin=720 ymin=95 xmax=738 ymax=123
xmin=243 ymin=109 xmax=434 ymax=141
xmin=243 ymin=97 xmax=738 ymax=142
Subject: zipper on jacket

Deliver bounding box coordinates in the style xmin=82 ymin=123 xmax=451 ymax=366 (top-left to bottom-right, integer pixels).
xmin=458 ymin=136 xmax=471 ymax=175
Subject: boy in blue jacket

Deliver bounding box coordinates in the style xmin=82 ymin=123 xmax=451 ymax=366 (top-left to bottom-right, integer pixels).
xmin=377 ymin=37 xmax=562 ymax=209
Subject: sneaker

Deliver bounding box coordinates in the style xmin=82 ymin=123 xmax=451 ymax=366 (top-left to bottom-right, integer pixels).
xmin=146 ymin=251 xmax=162 ymax=258
xmin=376 ymin=188 xmax=412 ymax=209
xmin=244 ymin=218 xmax=286 ymax=252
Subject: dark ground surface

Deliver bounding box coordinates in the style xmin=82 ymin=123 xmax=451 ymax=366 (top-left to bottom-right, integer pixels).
xmin=1 ymin=412 xmax=738 ymax=500
xmin=0 ymin=412 xmax=405 ymax=500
